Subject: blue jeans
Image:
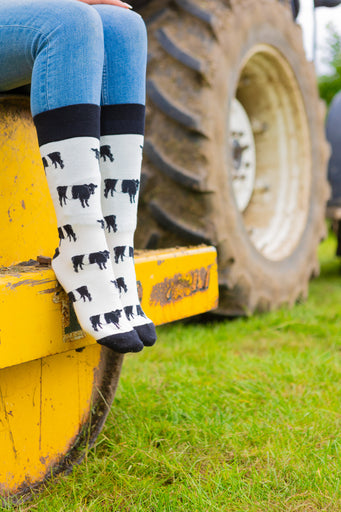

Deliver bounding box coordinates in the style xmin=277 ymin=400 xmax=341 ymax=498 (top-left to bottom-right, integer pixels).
xmin=0 ymin=0 xmax=147 ymax=116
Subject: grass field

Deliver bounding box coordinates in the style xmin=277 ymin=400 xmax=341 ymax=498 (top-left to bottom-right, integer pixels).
xmin=3 ymin=233 xmax=341 ymax=511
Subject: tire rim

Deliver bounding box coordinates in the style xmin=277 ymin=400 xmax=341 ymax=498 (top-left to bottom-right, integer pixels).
xmin=230 ymin=99 xmax=256 ymax=212
xmin=230 ymin=44 xmax=311 ymax=261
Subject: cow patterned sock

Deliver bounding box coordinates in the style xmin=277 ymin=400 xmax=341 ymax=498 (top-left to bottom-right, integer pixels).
xmin=100 ymin=104 xmax=157 ymax=346
xmin=34 ymin=105 xmax=143 ymax=354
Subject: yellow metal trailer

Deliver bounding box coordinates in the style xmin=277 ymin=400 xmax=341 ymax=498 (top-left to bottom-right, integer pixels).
xmin=0 ymin=96 xmax=218 ymax=500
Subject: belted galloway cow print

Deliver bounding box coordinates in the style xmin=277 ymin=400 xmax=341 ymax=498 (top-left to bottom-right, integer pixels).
xmin=33 ymin=102 xmax=156 ymax=352
xmin=100 ymin=107 xmax=157 ymax=347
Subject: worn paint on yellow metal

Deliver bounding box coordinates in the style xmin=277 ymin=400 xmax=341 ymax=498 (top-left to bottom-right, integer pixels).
xmin=135 ymin=246 xmax=218 ymax=326
xmin=0 ymin=268 xmax=89 ymax=370
xmin=0 ymin=345 xmax=101 ymax=497
xmin=0 ymin=97 xmax=58 ymax=267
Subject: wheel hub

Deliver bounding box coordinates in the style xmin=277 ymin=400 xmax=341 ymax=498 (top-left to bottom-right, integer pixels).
xmin=230 ymin=99 xmax=256 ymax=212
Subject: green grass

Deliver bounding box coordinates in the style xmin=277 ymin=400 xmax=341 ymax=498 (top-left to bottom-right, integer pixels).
xmin=4 ymin=234 xmax=341 ymax=511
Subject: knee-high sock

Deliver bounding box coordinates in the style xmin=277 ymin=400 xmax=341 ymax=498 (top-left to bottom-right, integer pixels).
xmin=34 ymin=104 xmax=143 ymax=353
xmin=99 ymin=104 xmax=157 ymax=346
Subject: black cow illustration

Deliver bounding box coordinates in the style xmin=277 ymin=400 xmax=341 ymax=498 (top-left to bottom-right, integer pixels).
xmin=64 ymin=224 xmax=77 ymax=242
xmin=48 ymin=152 xmax=64 ymax=169
xmin=71 ymin=255 xmax=85 ymax=272
xmin=97 ymin=219 xmax=105 ymax=229
xmin=104 ymin=215 xmax=117 ymax=233
xmin=100 ymin=145 xmax=114 ymax=162
xmin=89 ymin=250 xmax=110 ymax=269
xmin=136 ymin=305 xmax=146 ymax=318
xmin=57 ymin=183 xmax=97 ymax=208
xmin=90 ymin=314 xmax=102 ymax=331
xmin=104 ymin=179 xmax=118 ymax=198
xmin=58 ymin=224 xmax=77 ymax=242
xmin=91 ymin=148 xmax=100 ymax=160
xmin=72 ymin=250 xmax=110 ymax=272
xmin=114 ymin=246 xmax=125 ymax=263
xmin=104 ymin=309 xmax=121 ymax=328
xmin=42 ymin=156 xmax=48 ymax=171
xmin=53 ymin=247 xmax=60 ymax=259
xmin=58 ymin=227 xmax=65 ymax=241
xmin=121 ymin=179 xmax=139 ymax=203
xmin=117 ymin=277 xmax=128 ymax=293
xmin=124 ymin=305 xmax=134 ymax=321
xmin=112 ymin=277 xmax=128 ymax=294
xmin=113 ymin=245 xmax=134 ymax=264
xmin=90 ymin=309 xmax=122 ymax=331
xmin=72 ymin=183 xmax=97 ymax=208
xmin=68 ymin=286 xmax=92 ymax=303
xmin=57 ymin=186 xmax=68 ymax=206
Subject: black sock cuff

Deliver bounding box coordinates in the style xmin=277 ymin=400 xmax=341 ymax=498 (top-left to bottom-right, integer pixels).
xmin=101 ymin=104 xmax=145 ymax=136
xmin=33 ymin=104 xmax=101 ymax=146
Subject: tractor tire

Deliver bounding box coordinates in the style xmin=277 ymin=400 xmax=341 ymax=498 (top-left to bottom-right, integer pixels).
xmin=136 ymin=0 xmax=329 ymax=315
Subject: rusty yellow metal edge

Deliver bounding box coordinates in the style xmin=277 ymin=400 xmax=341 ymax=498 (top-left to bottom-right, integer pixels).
xmin=0 ymin=246 xmax=218 ymax=370
xmin=0 ymin=344 xmax=123 ymax=500
xmin=135 ymin=245 xmax=218 ymax=326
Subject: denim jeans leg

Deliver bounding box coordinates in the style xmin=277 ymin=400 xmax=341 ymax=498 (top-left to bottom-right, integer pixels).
xmin=93 ymin=5 xmax=147 ymax=106
xmin=0 ymin=0 xmax=105 ymax=116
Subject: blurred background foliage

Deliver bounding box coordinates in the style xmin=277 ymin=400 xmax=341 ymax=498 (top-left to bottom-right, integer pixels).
xmin=318 ymin=23 xmax=341 ymax=105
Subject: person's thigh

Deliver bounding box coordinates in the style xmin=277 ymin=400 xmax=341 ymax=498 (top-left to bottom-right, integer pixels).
xmin=0 ymin=0 xmax=42 ymax=91
xmin=93 ymin=5 xmax=147 ymax=105
xmin=0 ymin=0 xmax=105 ymax=115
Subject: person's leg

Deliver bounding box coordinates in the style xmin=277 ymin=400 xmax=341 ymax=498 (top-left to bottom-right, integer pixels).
xmin=0 ymin=0 xmax=103 ymax=114
xmin=93 ymin=5 xmax=157 ymax=347
xmin=0 ymin=0 xmax=143 ymax=352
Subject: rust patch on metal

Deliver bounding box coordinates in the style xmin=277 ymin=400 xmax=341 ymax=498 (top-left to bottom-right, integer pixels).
xmin=53 ymin=288 xmax=85 ymax=342
xmin=6 ymin=278 xmax=55 ymax=290
xmin=150 ymin=265 xmax=212 ymax=306
xmin=37 ymin=255 xmax=52 ymax=266
xmin=137 ymin=280 xmax=143 ymax=302
xmin=38 ymin=287 xmax=56 ymax=295
xmin=54 ymin=289 xmax=71 ymax=330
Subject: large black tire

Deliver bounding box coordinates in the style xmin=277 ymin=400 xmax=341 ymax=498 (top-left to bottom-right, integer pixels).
xmin=136 ymin=0 xmax=329 ymax=315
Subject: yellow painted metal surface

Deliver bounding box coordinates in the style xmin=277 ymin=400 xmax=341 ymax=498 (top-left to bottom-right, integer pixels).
xmin=135 ymin=246 xmax=218 ymax=326
xmin=0 ymin=97 xmax=58 ymax=267
xmin=0 ymin=345 xmax=101 ymax=497
xmin=0 ymin=268 xmax=89 ymax=371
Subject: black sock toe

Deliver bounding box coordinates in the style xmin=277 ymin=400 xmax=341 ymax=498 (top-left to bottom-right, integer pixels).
xmin=97 ymin=330 xmax=144 ymax=353
xmin=134 ymin=323 xmax=157 ymax=347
